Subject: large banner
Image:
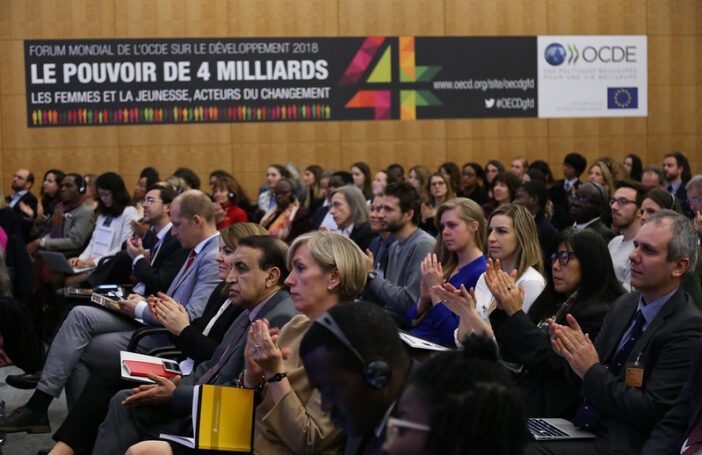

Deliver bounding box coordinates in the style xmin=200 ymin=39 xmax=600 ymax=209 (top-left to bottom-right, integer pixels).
xmin=23 ymin=36 xmax=645 ymax=127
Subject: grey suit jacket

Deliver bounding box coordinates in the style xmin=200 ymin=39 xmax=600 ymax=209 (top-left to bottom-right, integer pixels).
xmin=581 ymin=288 xmax=702 ymax=453
xmin=42 ymin=201 xmax=95 ymax=255
xmin=141 ymin=233 xmax=221 ymax=325
xmin=172 ymin=289 xmax=299 ymax=416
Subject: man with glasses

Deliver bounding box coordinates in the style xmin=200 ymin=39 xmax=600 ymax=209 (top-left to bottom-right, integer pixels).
xmin=608 ymin=180 xmax=648 ymax=291
xmin=531 ymin=211 xmax=702 ymax=454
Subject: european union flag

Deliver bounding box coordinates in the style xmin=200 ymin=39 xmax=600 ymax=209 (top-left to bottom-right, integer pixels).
xmin=608 ymin=87 xmax=638 ymax=109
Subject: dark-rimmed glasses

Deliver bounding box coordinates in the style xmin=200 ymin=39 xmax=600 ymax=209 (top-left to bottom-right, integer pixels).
xmin=551 ymin=250 xmax=576 ymax=266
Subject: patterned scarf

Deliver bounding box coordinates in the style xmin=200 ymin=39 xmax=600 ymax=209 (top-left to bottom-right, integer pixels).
xmin=49 ymin=197 xmax=85 ymax=238
xmin=261 ymin=199 xmax=300 ymax=240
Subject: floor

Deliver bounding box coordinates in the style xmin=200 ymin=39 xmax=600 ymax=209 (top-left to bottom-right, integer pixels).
xmin=0 ymin=365 xmax=67 ymax=455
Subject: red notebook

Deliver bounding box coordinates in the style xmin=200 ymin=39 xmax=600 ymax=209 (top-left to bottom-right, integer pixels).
xmin=122 ymin=360 xmax=180 ymax=379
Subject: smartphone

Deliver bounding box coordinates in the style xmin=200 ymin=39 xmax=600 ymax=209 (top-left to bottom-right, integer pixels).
xmin=162 ymin=360 xmax=182 ymax=375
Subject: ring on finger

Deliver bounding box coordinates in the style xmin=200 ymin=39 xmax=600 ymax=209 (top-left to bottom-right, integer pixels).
xmin=253 ymin=345 xmax=260 ymax=353
xmin=506 ymin=285 xmax=513 ymax=291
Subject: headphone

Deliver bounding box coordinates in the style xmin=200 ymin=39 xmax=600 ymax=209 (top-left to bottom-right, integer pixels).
xmin=228 ymin=191 xmax=237 ymax=203
xmin=316 ymin=311 xmax=391 ymax=390
xmin=68 ymin=173 xmax=86 ymax=194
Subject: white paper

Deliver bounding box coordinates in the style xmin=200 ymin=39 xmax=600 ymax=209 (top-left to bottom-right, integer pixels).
xmin=399 ymin=332 xmax=451 ymax=351
xmin=92 ymin=225 xmax=115 ymax=257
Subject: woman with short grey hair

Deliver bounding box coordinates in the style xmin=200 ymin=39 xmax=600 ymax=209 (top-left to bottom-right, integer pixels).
xmin=329 ymin=185 xmax=377 ymax=251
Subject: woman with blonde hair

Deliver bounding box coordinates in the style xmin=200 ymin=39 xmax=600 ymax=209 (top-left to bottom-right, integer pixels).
xmin=588 ymin=160 xmax=615 ymax=197
xmin=436 ymin=204 xmax=545 ymax=346
xmin=241 ymin=230 xmax=367 ymax=454
xmin=406 ymin=198 xmax=488 ymax=345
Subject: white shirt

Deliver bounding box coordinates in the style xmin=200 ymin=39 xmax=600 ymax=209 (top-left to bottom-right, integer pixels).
xmin=608 ymin=235 xmax=635 ymax=291
xmin=79 ymin=206 xmax=140 ymax=261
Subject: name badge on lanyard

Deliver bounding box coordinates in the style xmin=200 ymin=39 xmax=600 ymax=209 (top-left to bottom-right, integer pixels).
xmin=93 ymin=225 xmax=115 ymax=257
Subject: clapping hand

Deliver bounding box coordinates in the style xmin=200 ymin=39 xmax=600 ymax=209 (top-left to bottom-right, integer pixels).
xmin=549 ymin=314 xmax=599 ymax=379
xmin=433 ymin=282 xmax=494 ymax=338
xmin=484 ymin=259 xmax=524 ymax=315
xmin=151 ymin=292 xmax=190 ymax=336
xmin=418 ymin=253 xmax=444 ymax=313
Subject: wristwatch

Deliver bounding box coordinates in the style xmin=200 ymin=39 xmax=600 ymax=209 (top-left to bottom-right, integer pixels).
xmin=267 ymin=372 xmax=288 ymax=383
xmin=367 ymin=271 xmax=378 ymax=282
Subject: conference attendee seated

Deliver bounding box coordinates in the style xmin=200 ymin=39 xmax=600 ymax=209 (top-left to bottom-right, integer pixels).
xmin=36 ymin=223 xmax=267 ymax=455
xmin=362 ymin=182 xmax=435 ymax=325
xmin=569 ymin=181 xmax=615 ymax=242
xmin=212 ymin=175 xmax=248 ymax=230
xmin=89 ymin=235 xmax=298 ymax=454
xmin=366 ymin=192 xmax=395 ymax=278
xmin=514 ymin=180 xmax=557 ymax=260
xmin=0 ymin=190 xmax=221 ymax=434
xmin=127 ymin=230 xmax=368 ymax=454
xmin=406 ymin=198 xmax=487 ymax=345
xmin=26 ymin=173 xmax=95 ymax=257
xmin=686 ymin=175 xmax=702 ymax=235
xmin=300 ymin=301 xmax=413 ymax=455
xmin=383 ymin=335 xmax=527 ymax=455
xmin=447 ymin=204 xmax=545 ymax=346
xmin=608 ymin=180 xmax=647 ymax=291
xmin=26 ymin=169 xmax=65 ymax=239
xmin=549 ymin=152 xmax=587 ymax=230
xmin=441 ymin=228 xmax=622 ymax=417
xmin=6 ymin=168 xmax=38 ymax=243
xmin=641 ymin=337 xmax=702 ymax=454
xmin=529 ymin=211 xmax=702 ymax=454
xmin=259 ymin=178 xmax=311 ymax=244
xmin=63 ymin=172 xmax=140 ymax=286
xmin=642 ymin=165 xmax=666 ymax=190
xmin=329 ymin=185 xmax=377 ymax=251
xmin=313 ymin=171 xmax=353 ymax=231
xmin=663 ymin=152 xmax=693 ymax=218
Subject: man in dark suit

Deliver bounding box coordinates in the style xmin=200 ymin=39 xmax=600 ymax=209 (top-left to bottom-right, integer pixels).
xmin=549 ymin=153 xmax=587 ymax=230
xmin=642 ymin=337 xmax=702 ymax=454
xmin=301 ymin=302 xmax=413 ymax=455
xmin=5 ymin=168 xmax=38 ymax=243
xmin=91 ymin=235 xmax=298 ymax=454
xmin=663 ymin=152 xmax=694 ymax=219
xmin=530 ymin=210 xmax=702 ymax=454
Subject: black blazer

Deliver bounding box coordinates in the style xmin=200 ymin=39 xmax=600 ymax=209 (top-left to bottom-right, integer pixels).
xmin=312 ymin=204 xmax=330 ymax=230
xmin=581 ymin=289 xmax=702 ymax=453
xmin=534 ymin=212 xmax=557 ymax=258
xmin=490 ymin=299 xmax=609 ymax=418
xmin=549 ymin=179 xmax=581 ymax=230
xmin=642 ymin=337 xmax=702 ymax=454
xmin=584 ymin=219 xmax=616 ymax=243
xmin=6 ymin=192 xmax=37 ymax=243
xmin=133 ymin=228 xmax=189 ymax=296
xmin=349 ymin=222 xmax=377 ymax=252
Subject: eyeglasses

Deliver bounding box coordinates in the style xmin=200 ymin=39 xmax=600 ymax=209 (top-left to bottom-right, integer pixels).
xmin=385 ymin=417 xmax=430 ymax=443
xmin=430 ymin=181 xmax=446 ymax=187
xmin=609 ymin=197 xmax=637 ymax=206
xmin=144 ymin=197 xmax=162 ymax=205
xmin=551 ymin=250 xmax=576 ymax=266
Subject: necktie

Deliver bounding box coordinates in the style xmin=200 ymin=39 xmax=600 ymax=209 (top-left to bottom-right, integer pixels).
xmin=172 ymin=250 xmax=196 ymax=290
xmin=572 ymin=311 xmax=646 ymax=429
xmin=197 ymin=317 xmax=251 ymax=385
xmin=681 ymin=414 xmax=702 ymax=454
xmin=667 ymin=184 xmax=674 ymax=193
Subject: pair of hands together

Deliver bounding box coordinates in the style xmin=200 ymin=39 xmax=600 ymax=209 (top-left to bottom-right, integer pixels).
xmin=243 ymin=319 xmax=290 ymax=389
xmin=117 ymin=292 xmax=190 ymax=336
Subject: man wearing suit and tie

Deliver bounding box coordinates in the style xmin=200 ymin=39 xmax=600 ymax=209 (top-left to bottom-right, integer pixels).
xmin=529 ymin=210 xmax=702 ymax=454
xmin=0 ymin=190 xmax=221 ymax=433
xmin=91 ymin=235 xmax=298 ymax=454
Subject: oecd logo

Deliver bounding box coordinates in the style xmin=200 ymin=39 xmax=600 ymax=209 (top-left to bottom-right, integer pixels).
xmin=544 ymin=43 xmax=567 ymax=66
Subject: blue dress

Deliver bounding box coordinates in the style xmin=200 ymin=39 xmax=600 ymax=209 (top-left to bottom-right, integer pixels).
xmin=405 ymin=255 xmax=487 ymax=345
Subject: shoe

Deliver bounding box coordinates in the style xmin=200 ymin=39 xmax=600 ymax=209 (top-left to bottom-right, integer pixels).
xmin=5 ymin=372 xmax=41 ymax=389
xmin=0 ymin=406 xmax=50 ymax=433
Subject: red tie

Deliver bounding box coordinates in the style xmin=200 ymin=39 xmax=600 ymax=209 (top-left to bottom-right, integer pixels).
xmin=182 ymin=250 xmax=196 ymax=275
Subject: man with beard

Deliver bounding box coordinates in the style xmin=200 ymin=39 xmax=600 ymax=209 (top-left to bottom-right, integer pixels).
xmin=362 ymin=182 xmax=435 ymax=325
xmin=608 ymin=180 xmax=648 ymax=291
xmin=569 ymin=181 xmax=615 ymax=243
xmin=663 ymin=152 xmax=693 ymax=218
xmin=6 ymin=168 xmax=38 ymax=243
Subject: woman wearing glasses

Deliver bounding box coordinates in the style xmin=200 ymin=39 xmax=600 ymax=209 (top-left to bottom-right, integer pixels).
xmin=440 ymin=228 xmax=623 ymax=417
xmin=420 ymin=173 xmax=454 ymax=237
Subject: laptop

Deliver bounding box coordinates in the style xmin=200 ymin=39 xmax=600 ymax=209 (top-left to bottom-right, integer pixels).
xmin=38 ymin=250 xmax=96 ymax=275
xmin=527 ymin=418 xmax=596 ymax=441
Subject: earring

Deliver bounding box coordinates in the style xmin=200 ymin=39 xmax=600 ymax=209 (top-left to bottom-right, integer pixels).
xmin=328 ymin=283 xmax=334 ymax=291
